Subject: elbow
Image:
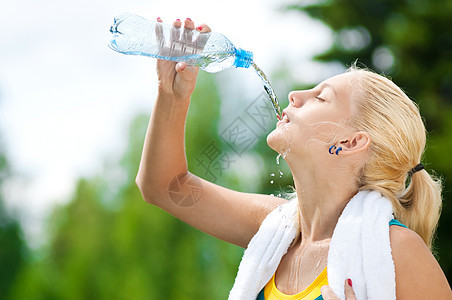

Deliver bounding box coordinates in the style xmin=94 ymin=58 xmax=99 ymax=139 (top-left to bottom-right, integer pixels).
xmin=136 ymin=171 xmax=188 ymax=206
xmin=135 ymin=174 xmax=144 ymax=191
xmin=135 ymin=175 xmax=156 ymax=205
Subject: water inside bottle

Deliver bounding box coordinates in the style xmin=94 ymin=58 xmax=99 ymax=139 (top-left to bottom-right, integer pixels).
xmin=251 ymin=62 xmax=282 ymax=120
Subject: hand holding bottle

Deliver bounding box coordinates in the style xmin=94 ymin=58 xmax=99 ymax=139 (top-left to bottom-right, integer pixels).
xmin=108 ymin=13 xmax=281 ymax=119
xmin=109 ymin=13 xmax=252 ymax=73
xmin=155 ymin=18 xmax=211 ymax=101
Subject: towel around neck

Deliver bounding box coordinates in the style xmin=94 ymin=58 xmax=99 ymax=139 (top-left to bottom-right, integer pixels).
xmin=228 ymin=190 xmax=396 ymax=300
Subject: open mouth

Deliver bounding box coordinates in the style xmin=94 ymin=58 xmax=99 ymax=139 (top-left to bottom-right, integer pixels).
xmin=277 ymin=110 xmax=290 ymax=126
xmin=282 ymin=111 xmax=290 ymax=122
xmin=281 ymin=111 xmax=290 ymax=123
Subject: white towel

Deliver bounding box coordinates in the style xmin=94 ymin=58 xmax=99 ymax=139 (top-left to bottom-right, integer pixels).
xmin=228 ymin=190 xmax=396 ymax=300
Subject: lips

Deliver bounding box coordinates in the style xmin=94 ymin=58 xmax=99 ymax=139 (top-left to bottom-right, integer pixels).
xmin=277 ymin=110 xmax=290 ymax=127
xmin=282 ymin=111 xmax=290 ymax=122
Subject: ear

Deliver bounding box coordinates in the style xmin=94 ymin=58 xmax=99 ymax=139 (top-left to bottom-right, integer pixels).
xmin=339 ymin=131 xmax=370 ymax=155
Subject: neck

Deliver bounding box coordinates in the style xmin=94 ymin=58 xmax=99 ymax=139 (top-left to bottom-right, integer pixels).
xmin=289 ymin=157 xmax=358 ymax=242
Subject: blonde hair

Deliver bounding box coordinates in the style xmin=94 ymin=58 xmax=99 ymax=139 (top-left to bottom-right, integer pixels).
xmin=347 ymin=66 xmax=442 ymax=249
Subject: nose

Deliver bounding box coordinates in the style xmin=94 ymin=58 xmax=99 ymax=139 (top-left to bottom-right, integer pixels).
xmin=288 ymin=90 xmax=306 ymax=108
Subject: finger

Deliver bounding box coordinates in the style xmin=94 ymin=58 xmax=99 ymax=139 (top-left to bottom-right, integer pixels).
xmin=173 ymin=61 xmax=199 ymax=99
xmin=173 ymin=18 xmax=182 ymax=27
xmin=170 ymin=19 xmax=182 ymax=55
xmin=321 ymin=285 xmax=341 ymax=300
xmin=172 ymin=18 xmax=182 ymax=40
xmin=182 ymin=17 xmax=194 ymax=47
xmin=175 ymin=62 xmax=187 ymax=73
xmin=175 ymin=61 xmax=198 ymax=74
xmin=155 ymin=17 xmax=165 ymax=50
xmin=344 ymin=279 xmax=357 ymax=300
xmin=194 ymin=23 xmax=210 ymax=52
xmin=176 ymin=63 xmax=199 ymax=86
xmin=183 ymin=17 xmax=195 ymax=30
xmin=195 ymin=23 xmax=211 ymax=33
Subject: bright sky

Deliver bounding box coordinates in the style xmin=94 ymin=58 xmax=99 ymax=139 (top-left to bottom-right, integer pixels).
xmin=0 ymin=0 xmax=336 ymax=245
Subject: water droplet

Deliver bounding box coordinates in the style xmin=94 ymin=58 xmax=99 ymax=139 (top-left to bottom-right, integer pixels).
xmin=270 ymin=180 xmax=274 ymax=184
xmin=277 ymin=193 xmax=281 ymax=197
xmin=276 ymin=154 xmax=281 ymax=165
xmin=270 ymin=194 xmax=274 ymax=197
xmin=270 ymin=173 xmax=275 ymax=177
xmin=278 ymin=170 xmax=283 ymax=177
xmin=315 ymin=259 xmax=321 ymax=270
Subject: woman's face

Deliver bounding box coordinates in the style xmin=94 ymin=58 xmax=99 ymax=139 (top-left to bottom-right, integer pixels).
xmin=267 ymin=72 xmax=357 ymax=160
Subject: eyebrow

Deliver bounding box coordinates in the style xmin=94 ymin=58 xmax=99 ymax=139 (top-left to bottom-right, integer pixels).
xmin=319 ymin=83 xmax=338 ymax=97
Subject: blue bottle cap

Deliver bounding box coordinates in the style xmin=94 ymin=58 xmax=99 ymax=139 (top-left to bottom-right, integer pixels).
xmin=234 ymin=48 xmax=253 ymax=68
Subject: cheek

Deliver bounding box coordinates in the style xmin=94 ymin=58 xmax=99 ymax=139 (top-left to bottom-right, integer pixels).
xmin=288 ymin=116 xmax=318 ymax=139
xmin=292 ymin=109 xmax=347 ymax=139
xmin=288 ymin=118 xmax=340 ymax=150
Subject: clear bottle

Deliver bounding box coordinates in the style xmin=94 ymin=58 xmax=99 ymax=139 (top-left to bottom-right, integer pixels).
xmin=108 ymin=13 xmax=253 ymax=73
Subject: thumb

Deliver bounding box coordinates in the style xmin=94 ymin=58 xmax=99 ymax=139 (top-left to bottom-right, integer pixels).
xmin=175 ymin=62 xmax=187 ymax=73
xmin=173 ymin=62 xmax=199 ymax=99
xmin=175 ymin=62 xmax=199 ymax=75
xmin=344 ymin=279 xmax=357 ymax=300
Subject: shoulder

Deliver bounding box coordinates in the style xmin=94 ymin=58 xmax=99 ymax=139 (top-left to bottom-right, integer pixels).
xmin=389 ymin=224 xmax=424 ymax=250
xmin=389 ymin=225 xmax=432 ymax=276
xmin=389 ymin=226 xmax=452 ymax=299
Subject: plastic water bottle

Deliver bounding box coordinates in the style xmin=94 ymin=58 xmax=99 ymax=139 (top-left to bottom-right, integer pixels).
xmin=108 ymin=13 xmax=282 ymax=120
xmin=108 ymin=13 xmax=253 ymax=73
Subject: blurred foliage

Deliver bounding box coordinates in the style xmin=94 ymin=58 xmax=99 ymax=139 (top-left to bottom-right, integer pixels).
xmin=0 ymin=124 xmax=28 ymax=300
xmin=288 ymin=0 xmax=452 ymax=282
xmin=0 ymin=209 xmax=27 ymax=300
xmin=5 ymin=72 xmax=245 ymax=300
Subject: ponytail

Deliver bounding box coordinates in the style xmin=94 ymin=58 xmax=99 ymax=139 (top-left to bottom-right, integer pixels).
xmin=348 ymin=66 xmax=443 ymax=250
xmin=398 ymin=170 xmax=442 ymax=249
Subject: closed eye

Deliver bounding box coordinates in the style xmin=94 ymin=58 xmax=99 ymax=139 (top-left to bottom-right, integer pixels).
xmin=315 ymin=96 xmax=326 ymax=101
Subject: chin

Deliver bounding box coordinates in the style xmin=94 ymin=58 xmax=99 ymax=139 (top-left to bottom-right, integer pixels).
xmin=266 ymin=131 xmax=277 ymax=151
xmin=267 ymin=128 xmax=287 ymax=153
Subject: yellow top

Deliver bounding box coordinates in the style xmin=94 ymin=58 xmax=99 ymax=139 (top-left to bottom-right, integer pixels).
xmin=263 ymin=268 xmax=328 ymax=300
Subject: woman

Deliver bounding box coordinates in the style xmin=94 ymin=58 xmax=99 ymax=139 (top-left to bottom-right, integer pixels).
xmin=135 ymin=18 xmax=452 ymax=299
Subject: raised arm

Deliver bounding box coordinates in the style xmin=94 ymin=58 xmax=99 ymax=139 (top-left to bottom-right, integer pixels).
xmin=135 ymin=18 xmax=285 ymax=248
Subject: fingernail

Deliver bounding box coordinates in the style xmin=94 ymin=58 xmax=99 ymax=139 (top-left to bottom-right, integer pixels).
xmin=196 ymin=26 xmax=203 ymax=31
xmin=176 ymin=19 xmax=181 ymax=21
xmin=347 ymin=279 xmax=353 ymax=287
xmin=186 ymin=17 xmax=192 ymax=21
xmin=157 ymin=17 xmax=162 ymax=21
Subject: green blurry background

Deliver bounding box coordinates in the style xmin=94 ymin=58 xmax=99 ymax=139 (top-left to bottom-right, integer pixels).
xmin=1 ymin=0 xmax=452 ymax=299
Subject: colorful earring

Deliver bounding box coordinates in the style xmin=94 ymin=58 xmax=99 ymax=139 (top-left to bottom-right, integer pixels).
xmin=329 ymin=145 xmax=336 ymax=154
xmin=329 ymin=145 xmax=342 ymax=155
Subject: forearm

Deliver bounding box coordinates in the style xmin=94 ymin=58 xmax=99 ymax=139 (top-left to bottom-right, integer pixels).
xmin=136 ymin=93 xmax=190 ymax=202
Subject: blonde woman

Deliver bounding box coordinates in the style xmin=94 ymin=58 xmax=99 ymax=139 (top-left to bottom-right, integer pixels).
xmin=135 ymin=18 xmax=452 ymax=299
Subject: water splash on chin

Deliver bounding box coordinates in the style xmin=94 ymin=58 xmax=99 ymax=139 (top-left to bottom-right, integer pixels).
xmin=282 ymin=148 xmax=291 ymax=159
xmin=276 ymin=147 xmax=291 ymax=165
